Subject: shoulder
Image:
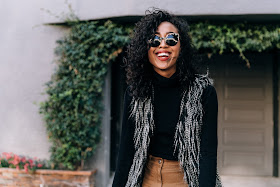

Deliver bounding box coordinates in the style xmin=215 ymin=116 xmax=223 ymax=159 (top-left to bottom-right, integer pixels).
xmin=202 ymin=85 xmax=218 ymax=106
xmin=194 ymin=74 xmax=213 ymax=87
xmin=203 ymin=85 xmax=217 ymax=96
xmin=186 ymin=74 xmax=214 ymax=96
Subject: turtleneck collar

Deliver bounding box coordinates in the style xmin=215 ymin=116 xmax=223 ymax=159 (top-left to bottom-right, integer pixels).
xmin=153 ymin=70 xmax=180 ymax=88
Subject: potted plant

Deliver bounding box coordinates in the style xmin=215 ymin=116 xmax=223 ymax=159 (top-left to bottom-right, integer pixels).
xmin=0 ymin=152 xmax=97 ymax=186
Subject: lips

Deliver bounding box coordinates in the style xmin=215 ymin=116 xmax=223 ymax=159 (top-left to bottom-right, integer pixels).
xmin=155 ymin=51 xmax=171 ymax=61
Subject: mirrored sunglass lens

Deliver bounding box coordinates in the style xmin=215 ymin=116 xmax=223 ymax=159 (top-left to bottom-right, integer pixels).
xmin=166 ymin=34 xmax=175 ymax=39
xmin=166 ymin=40 xmax=177 ymax=46
xmin=150 ymin=35 xmax=161 ymax=47
xmin=169 ymin=34 xmax=179 ymax=40
xmin=166 ymin=34 xmax=178 ymax=46
xmin=154 ymin=35 xmax=161 ymax=40
xmin=151 ymin=40 xmax=160 ymax=47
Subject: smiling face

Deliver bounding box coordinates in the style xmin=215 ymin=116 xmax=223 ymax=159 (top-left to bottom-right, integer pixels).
xmin=148 ymin=21 xmax=181 ymax=78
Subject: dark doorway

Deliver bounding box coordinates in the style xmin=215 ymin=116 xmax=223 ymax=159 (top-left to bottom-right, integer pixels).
xmin=110 ymin=48 xmax=127 ymax=172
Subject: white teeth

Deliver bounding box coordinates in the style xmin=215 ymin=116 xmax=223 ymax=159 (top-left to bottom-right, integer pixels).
xmin=157 ymin=52 xmax=170 ymax=57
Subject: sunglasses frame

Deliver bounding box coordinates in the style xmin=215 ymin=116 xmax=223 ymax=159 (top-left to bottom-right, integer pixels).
xmin=148 ymin=33 xmax=180 ymax=47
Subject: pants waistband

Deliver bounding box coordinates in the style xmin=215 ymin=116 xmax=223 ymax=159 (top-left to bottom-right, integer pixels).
xmin=148 ymin=155 xmax=179 ymax=164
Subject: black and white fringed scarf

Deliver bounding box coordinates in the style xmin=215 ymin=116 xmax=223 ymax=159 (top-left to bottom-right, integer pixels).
xmin=125 ymin=75 xmax=223 ymax=187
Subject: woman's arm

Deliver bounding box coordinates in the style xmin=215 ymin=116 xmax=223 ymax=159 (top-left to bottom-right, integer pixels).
xmin=112 ymin=89 xmax=135 ymax=187
xmin=199 ymin=85 xmax=218 ymax=187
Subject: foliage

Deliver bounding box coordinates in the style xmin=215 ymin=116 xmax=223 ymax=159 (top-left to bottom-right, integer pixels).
xmin=40 ymin=17 xmax=280 ymax=170
xmin=40 ymin=0 xmax=79 ymax=25
xmin=40 ymin=20 xmax=131 ymax=170
xmin=190 ymin=22 xmax=280 ymax=67
xmin=0 ymin=152 xmax=50 ymax=173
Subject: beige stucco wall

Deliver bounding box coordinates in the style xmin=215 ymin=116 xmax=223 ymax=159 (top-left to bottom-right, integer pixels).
xmin=0 ymin=1 xmax=69 ymax=159
xmin=42 ymin=0 xmax=280 ymax=23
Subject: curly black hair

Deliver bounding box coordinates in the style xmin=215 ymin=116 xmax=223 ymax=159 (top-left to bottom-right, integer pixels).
xmin=125 ymin=8 xmax=199 ymax=99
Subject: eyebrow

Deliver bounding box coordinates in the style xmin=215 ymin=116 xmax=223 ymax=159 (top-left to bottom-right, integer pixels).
xmin=155 ymin=31 xmax=175 ymax=35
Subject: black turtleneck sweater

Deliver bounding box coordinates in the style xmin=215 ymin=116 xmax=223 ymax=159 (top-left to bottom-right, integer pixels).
xmin=113 ymin=71 xmax=218 ymax=187
xmin=149 ymin=71 xmax=181 ymax=160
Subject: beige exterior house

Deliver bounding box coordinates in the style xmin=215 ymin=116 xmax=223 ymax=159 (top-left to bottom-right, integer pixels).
xmin=1 ymin=0 xmax=280 ymax=186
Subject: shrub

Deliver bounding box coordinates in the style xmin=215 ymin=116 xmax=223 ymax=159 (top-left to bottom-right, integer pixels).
xmin=40 ymin=20 xmax=131 ymax=170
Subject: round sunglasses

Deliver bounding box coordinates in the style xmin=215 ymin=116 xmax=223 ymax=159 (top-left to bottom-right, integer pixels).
xmin=148 ymin=33 xmax=180 ymax=47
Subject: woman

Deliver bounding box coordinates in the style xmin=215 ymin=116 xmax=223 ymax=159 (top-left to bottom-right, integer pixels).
xmin=113 ymin=9 xmax=222 ymax=187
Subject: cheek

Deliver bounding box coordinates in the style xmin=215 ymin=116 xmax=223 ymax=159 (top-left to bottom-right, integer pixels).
xmin=176 ymin=46 xmax=181 ymax=57
xmin=148 ymin=49 xmax=155 ymax=62
xmin=176 ymin=43 xmax=181 ymax=55
xmin=172 ymin=46 xmax=181 ymax=58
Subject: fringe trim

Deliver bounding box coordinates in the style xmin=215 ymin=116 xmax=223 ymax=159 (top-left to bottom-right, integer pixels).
xmin=125 ymin=97 xmax=154 ymax=187
xmin=126 ymin=75 xmax=223 ymax=187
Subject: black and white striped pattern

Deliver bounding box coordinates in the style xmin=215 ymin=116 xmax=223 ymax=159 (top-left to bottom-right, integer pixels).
xmin=125 ymin=75 xmax=223 ymax=187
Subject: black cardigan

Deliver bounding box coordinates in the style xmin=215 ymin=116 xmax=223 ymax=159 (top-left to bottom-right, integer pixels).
xmin=113 ymin=73 xmax=218 ymax=187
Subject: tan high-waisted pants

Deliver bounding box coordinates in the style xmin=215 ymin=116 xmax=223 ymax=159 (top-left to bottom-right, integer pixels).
xmin=142 ymin=155 xmax=189 ymax=187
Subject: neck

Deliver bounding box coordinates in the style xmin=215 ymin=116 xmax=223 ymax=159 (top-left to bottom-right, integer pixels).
xmin=154 ymin=69 xmax=176 ymax=78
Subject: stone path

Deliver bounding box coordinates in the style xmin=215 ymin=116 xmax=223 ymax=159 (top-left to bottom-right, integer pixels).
xmin=221 ymin=175 xmax=280 ymax=187
xmin=108 ymin=174 xmax=280 ymax=187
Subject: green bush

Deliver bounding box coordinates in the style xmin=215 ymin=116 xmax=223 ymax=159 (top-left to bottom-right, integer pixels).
xmin=40 ymin=20 xmax=131 ymax=170
xmin=190 ymin=22 xmax=280 ymax=67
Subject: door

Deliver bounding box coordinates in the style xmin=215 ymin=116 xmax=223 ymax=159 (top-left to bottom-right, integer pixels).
xmin=210 ymin=53 xmax=273 ymax=176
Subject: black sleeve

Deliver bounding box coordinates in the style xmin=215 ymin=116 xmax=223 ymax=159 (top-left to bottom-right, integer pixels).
xmin=112 ymin=89 xmax=135 ymax=187
xmin=199 ymin=85 xmax=218 ymax=187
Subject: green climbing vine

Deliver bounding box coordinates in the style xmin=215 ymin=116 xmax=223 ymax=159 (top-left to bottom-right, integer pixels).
xmin=40 ymin=20 xmax=131 ymax=170
xmin=190 ymin=22 xmax=280 ymax=67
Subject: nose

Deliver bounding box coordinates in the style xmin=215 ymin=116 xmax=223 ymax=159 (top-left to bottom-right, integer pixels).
xmin=159 ymin=38 xmax=168 ymax=48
